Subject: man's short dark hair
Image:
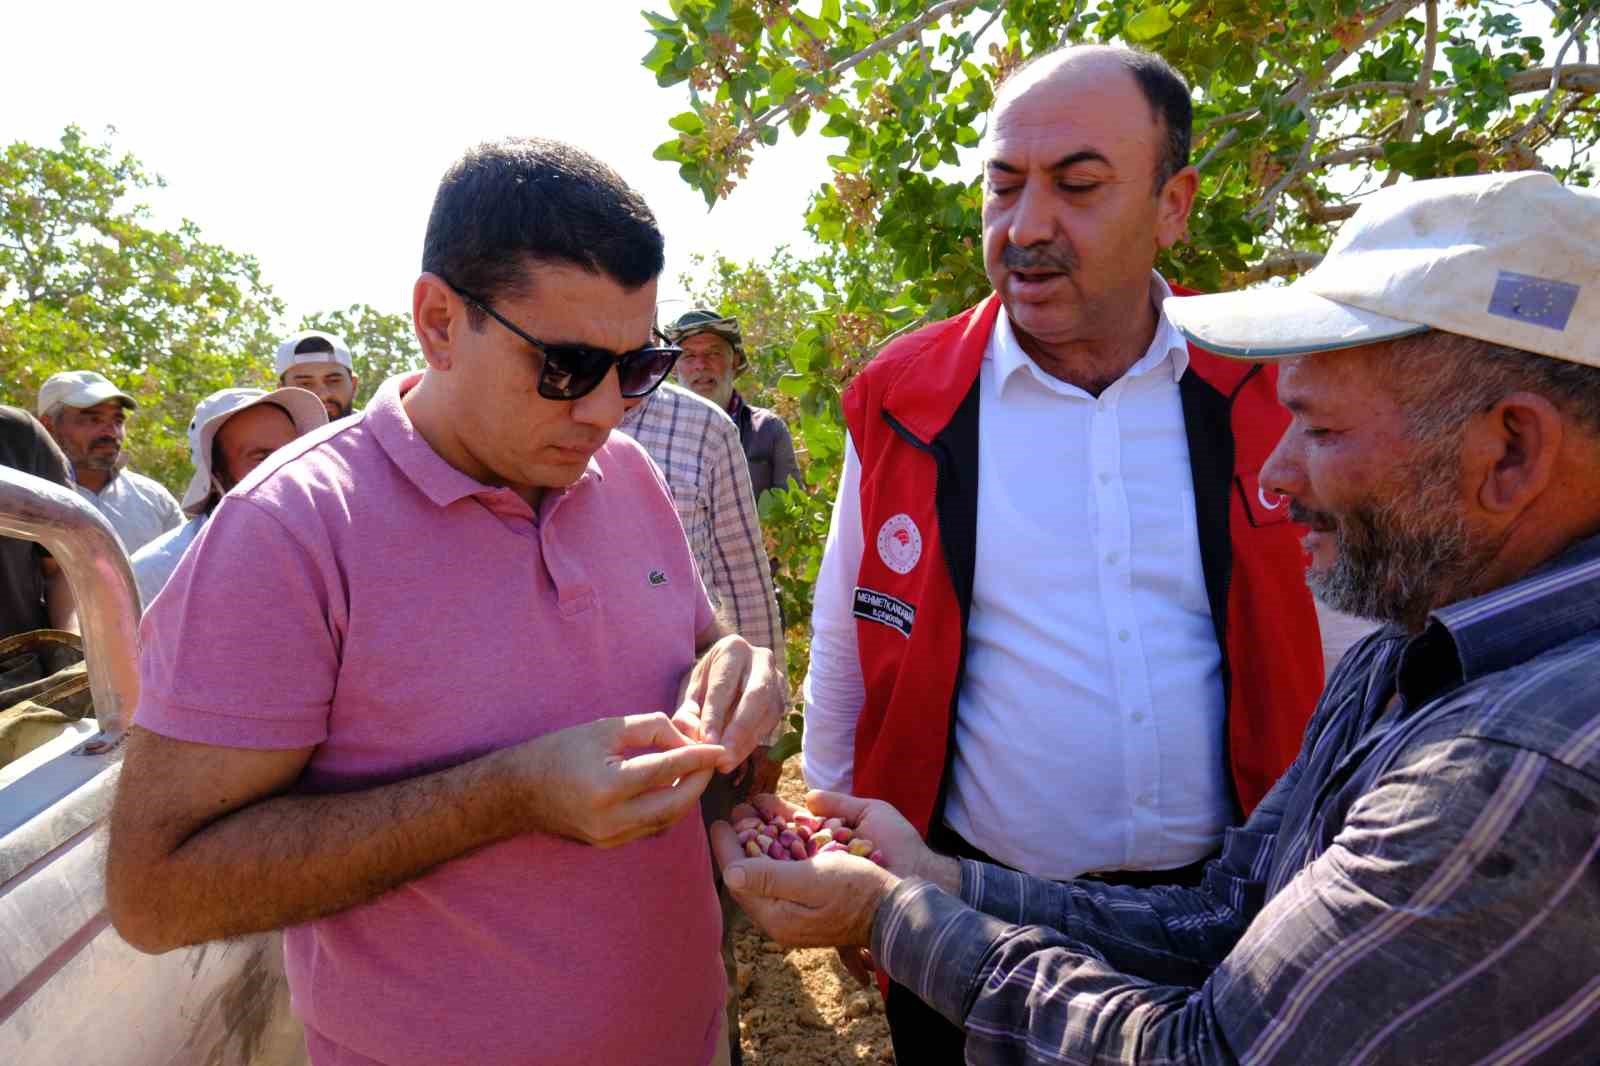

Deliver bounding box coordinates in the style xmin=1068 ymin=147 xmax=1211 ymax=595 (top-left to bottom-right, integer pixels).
xmin=1004 ymin=44 xmax=1193 ymax=191
xmin=1116 ymin=48 xmax=1192 ymax=189
xmin=421 ymin=137 xmax=665 ymax=318
xmin=293 ymin=336 xmax=335 ymax=357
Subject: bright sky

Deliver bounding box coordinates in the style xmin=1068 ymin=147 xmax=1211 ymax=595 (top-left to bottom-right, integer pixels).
xmin=3 ymin=0 xmax=835 ymax=324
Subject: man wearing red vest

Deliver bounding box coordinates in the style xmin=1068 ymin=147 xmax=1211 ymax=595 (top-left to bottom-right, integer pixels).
xmin=801 ymin=44 xmax=1323 ymax=1061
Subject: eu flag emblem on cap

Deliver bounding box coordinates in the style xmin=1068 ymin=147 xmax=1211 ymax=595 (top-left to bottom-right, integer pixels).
xmin=1487 ymin=271 xmax=1580 ymax=332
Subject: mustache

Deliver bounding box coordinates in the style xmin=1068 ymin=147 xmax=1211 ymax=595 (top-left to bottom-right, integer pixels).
xmin=1289 ymin=502 xmax=1337 ymax=531
xmin=90 ymin=436 xmax=120 ymax=449
xmin=1001 ymin=242 xmax=1078 ymax=274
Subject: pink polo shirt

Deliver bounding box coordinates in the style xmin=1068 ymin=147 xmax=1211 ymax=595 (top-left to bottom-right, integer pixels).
xmin=137 ymin=374 xmax=723 ymax=1066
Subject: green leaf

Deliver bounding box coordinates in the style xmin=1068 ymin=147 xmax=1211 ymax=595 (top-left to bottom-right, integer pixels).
xmin=767 ymin=729 xmax=802 ymax=763
xmin=777 ymin=372 xmax=809 ymax=397
xmin=641 ymin=37 xmax=679 ymax=73
xmin=1124 ymin=5 xmax=1174 ymax=41
xmin=667 ymin=111 xmax=705 ymax=134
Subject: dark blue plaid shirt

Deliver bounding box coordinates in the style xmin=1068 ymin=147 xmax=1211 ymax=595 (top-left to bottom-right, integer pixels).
xmin=873 ymin=533 xmax=1600 ymax=1065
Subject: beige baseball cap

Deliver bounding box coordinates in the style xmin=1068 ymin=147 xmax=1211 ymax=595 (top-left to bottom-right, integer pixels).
xmin=37 ymin=370 xmax=137 ymax=415
xmin=181 ymin=387 xmax=328 ymax=515
xmin=1164 ymin=172 xmax=1600 ymax=367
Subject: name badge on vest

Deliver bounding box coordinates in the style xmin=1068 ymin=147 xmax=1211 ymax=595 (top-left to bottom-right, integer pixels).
xmin=853 ymin=587 xmax=915 ymax=638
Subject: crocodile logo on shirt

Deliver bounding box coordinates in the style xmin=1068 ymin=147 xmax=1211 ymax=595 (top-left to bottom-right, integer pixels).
xmin=648 ymin=569 xmax=668 ymax=587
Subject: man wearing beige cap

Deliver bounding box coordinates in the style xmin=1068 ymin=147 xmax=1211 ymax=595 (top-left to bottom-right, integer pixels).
xmin=713 ymin=172 xmax=1600 ymax=1063
xmin=276 ymin=330 xmax=359 ymax=421
xmin=131 ymin=387 xmax=327 ymax=607
xmin=37 ymin=370 xmax=182 ymax=554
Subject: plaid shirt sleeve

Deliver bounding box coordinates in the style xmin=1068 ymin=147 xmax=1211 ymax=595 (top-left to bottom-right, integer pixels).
xmin=871 ymin=727 xmax=1600 ymax=1065
xmin=703 ymin=411 xmax=783 ymax=660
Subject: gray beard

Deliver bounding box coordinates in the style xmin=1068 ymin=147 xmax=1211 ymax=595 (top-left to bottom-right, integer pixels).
xmin=1307 ymin=440 xmax=1496 ymax=632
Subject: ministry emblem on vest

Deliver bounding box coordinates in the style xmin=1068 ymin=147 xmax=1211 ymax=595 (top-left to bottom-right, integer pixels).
xmin=876 ymin=513 xmax=922 ymax=574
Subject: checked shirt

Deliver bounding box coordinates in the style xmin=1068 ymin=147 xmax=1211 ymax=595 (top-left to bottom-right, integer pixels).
xmin=873 ymin=532 xmax=1600 ymax=1065
xmin=619 ymin=383 xmax=782 ymax=656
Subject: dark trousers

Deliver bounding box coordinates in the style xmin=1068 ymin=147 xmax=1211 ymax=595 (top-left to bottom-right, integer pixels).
xmin=884 ymin=826 xmax=1211 ymax=1066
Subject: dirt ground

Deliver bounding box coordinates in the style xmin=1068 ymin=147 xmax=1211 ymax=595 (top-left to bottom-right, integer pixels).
xmin=732 ymin=759 xmax=894 ymax=1064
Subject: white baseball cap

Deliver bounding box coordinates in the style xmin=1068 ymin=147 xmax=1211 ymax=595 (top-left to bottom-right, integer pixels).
xmin=1164 ymin=172 xmax=1600 ymax=367
xmin=37 ymin=370 xmax=137 ymax=415
xmin=181 ymin=386 xmax=328 ymax=516
xmin=274 ymin=330 xmax=354 ymax=376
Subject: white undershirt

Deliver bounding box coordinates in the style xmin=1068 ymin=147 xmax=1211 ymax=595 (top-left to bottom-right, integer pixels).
xmin=802 ymin=275 xmax=1231 ymax=879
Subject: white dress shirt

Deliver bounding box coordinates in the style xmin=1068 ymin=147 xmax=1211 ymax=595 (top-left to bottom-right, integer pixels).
xmin=73 ymin=466 xmax=183 ymax=555
xmin=803 ymin=275 xmax=1231 ymax=879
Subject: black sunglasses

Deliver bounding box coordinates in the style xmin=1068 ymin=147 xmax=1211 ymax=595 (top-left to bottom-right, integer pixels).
xmin=441 ymin=277 xmax=682 ymax=401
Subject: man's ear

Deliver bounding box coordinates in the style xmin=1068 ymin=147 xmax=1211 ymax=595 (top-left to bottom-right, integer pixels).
xmin=1156 ymin=164 xmax=1199 ymax=249
xmin=1473 ymin=391 xmax=1563 ymax=515
xmin=412 ymin=274 xmax=462 ymax=371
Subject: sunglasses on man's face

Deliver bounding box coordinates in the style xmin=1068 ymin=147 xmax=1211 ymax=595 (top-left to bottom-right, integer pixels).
xmin=442 ymin=279 xmax=682 ymax=401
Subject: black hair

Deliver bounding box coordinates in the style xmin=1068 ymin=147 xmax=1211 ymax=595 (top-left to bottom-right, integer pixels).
xmin=294 ymin=336 xmax=335 ymax=356
xmin=421 ymin=137 xmax=664 ymax=319
xmin=1116 ymin=48 xmax=1192 ymax=189
xmin=1004 ymin=44 xmax=1192 ymax=191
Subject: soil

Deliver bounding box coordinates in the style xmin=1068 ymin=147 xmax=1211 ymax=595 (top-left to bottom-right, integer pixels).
xmin=732 ymin=759 xmax=894 ymax=1064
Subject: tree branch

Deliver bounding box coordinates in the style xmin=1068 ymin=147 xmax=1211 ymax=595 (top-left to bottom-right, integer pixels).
xmin=1198 ymin=0 xmax=1414 ymax=168
xmin=1499 ymin=11 xmax=1599 ymax=150
xmin=1248 ymin=112 xmax=1323 ymax=223
xmin=1383 ymin=0 xmax=1437 ymax=186
xmin=740 ymin=0 xmax=985 ymax=140
xmin=1229 ymin=251 xmax=1324 ymax=285
xmin=1309 ymin=144 xmax=1386 ymax=168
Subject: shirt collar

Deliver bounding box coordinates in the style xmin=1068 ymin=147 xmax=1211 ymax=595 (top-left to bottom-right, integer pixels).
xmin=1400 ymin=531 xmax=1600 ymax=700
xmin=365 ymin=372 xmax=603 ymax=511
xmin=989 ymin=272 xmax=1189 ymax=393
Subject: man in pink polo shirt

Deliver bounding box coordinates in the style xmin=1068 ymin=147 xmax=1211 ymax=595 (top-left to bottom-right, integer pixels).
xmin=105 ymin=138 xmax=784 ymax=1066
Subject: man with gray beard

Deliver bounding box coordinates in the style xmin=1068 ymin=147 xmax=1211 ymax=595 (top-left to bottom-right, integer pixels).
xmin=715 ymin=171 xmax=1600 ymax=1064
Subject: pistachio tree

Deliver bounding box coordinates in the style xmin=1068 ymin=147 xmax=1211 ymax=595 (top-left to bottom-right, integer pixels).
xmin=648 ymin=0 xmax=1597 ymax=727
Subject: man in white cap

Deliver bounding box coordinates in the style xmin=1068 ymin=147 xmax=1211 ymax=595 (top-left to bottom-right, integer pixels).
xmin=712 ymin=172 xmax=1600 ymax=1063
xmin=276 ymin=329 xmax=359 ymax=421
xmin=131 ymin=387 xmax=327 ymax=607
xmin=37 ymin=370 xmax=182 ymax=554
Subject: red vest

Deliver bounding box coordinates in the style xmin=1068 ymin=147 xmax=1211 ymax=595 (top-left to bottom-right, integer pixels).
xmin=841 ymin=293 xmax=1323 ymax=839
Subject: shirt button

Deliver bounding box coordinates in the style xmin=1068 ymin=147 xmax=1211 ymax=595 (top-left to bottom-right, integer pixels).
xmin=1098 ymin=472 xmax=1111 ymax=484
xmin=1131 ymin=710 xmax=1146 ymax=724
xmin=1118 ymin=629 xmax=1131 ymax=643
xmin=1105 ymin=552 xmax=1120 ymax=565
xmin=1137 ymin=792 xmax=1154 ymax=806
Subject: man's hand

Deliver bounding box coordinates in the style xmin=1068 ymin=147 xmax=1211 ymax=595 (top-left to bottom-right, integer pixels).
xmin=674 ymin=634 xmax=785 ymax=773
xmin=710 ymin=820 xmax=899 ymax=948
xmin=520 ymin=713 xmax=724 ymax=848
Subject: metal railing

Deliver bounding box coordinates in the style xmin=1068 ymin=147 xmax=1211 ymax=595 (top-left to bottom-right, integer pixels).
xmin=0 ymin=464 xmax=139 ymax=750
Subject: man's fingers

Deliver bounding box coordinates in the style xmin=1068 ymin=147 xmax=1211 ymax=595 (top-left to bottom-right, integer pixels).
xmin=697 ymin=647 xmax=750 ymax=745
xmin=616 ymin=711 xmax=701 ymax=751
xmin=805 ymin=789 xmax=874 ymax=824
xmin=603 ymin=766 xmax=715 ymax=843
xmin=709 ymin=820 xmax=746 ymax=872
xmin=835 ymin=946 xmax=875 ymax=988
xmin=614 ymin=742 xmax=725 ymax=797
xmin=671 ymin=705 xmax=708 ymax=743
xmin=722 ymin=852 xmax=837 ymax=906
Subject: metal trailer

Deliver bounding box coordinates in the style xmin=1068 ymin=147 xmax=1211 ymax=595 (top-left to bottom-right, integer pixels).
xmin=0 ymin=464 xmax=306 ymax=1065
